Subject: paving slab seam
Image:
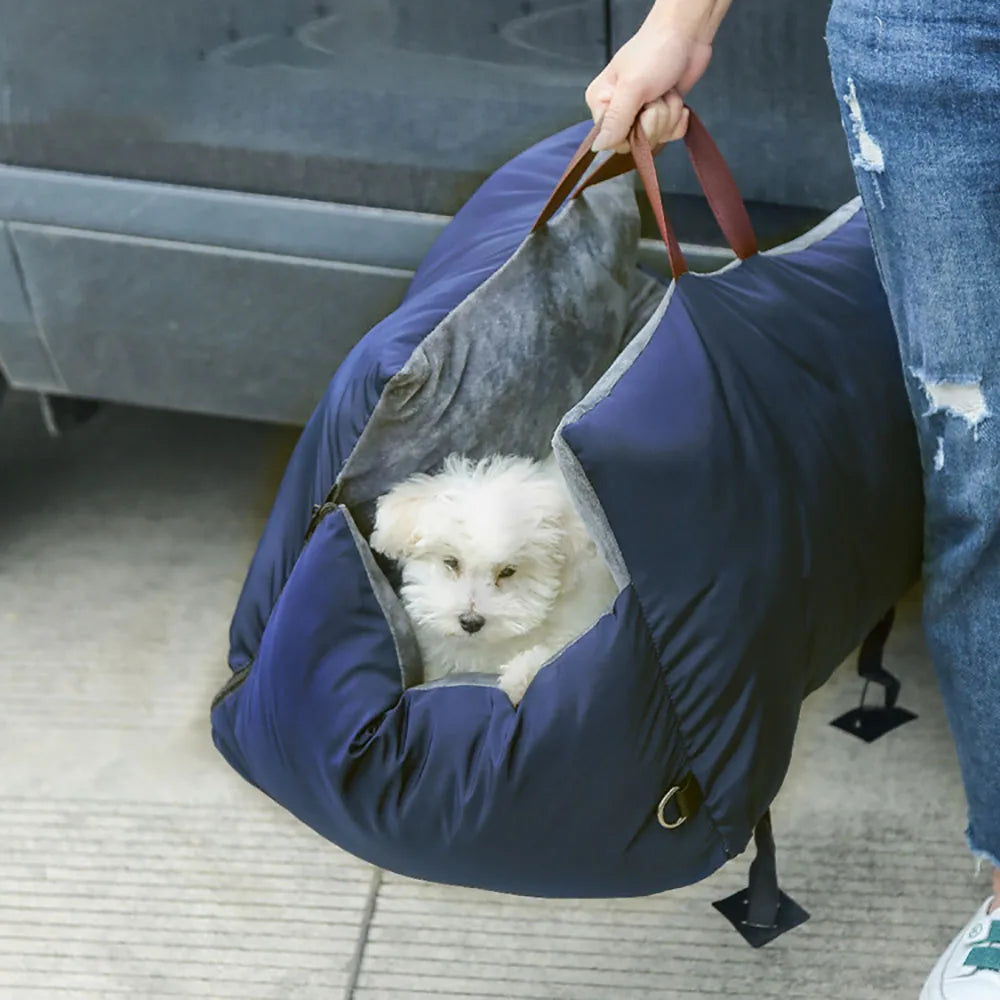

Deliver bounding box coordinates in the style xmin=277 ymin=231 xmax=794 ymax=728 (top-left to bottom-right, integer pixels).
xmin=344 ymin=867 xmax=384 ymax=1000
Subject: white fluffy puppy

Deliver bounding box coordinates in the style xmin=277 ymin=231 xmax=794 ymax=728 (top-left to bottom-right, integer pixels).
xmin=370 ymin=454 xmax=618 ymax=704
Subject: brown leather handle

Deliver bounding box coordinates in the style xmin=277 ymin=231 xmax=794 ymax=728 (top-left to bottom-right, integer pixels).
xmin=677 ymin=109 xmax=757 ymax=260
xmin=533 ymin=108 xmax=758 ymax=281
xmin=630 ymin=127 xmax=688 ymax=279
xmin=531 ymin=121 xmax=686 ymax=276
xmin=531 ymin=121 xmax=601 ymax=234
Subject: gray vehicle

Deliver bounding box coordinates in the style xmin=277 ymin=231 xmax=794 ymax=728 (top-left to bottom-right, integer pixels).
xmin=0 ymin=0 xmax=851 ymax=426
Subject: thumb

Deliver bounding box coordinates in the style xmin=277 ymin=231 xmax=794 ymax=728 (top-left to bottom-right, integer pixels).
xmin=592 ymin=80 xmax=643 ymax=152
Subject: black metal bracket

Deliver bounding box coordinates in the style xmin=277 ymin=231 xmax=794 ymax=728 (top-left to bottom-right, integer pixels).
xmin=713 ymin=887 xmax=811 ymax=948
xmin=713 ymin=812 xmax=810 ymax=947
xmin=831 ymin=607 xmax=918 ymax=742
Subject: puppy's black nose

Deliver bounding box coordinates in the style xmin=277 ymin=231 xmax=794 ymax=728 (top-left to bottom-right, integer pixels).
xmin=459 ymin=612 xmax=485 ymax=634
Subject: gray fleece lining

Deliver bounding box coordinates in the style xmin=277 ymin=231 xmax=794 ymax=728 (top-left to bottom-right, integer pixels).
xmin=419 ymin=672 xmax=500 ymax=690
xmin=553 ymin=283 xmax=676 ymax=589
xmin=333 ymin=188 xmax=863 ymax=686
xmin=335 ymin=177 xmax=657 ymax=523
xmin=763 ymin=197 xmax=862 ymax=257
xmin=549 ymin=197 xmax=866 ymax=579
xmin=343 ymin=506 xmax=423 ymax=688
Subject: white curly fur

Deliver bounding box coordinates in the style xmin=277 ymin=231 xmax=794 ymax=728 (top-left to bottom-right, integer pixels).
xmin=370 ymin=453 xmax=618 ymax=704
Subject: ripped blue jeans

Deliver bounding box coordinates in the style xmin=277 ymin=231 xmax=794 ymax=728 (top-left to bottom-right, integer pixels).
xmin=827 ymin=0 xmax=1000 ymax=871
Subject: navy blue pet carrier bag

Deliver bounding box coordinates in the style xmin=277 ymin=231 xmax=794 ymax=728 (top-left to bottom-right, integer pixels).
xmin=211 ymin=111 xmax=923 ymax=943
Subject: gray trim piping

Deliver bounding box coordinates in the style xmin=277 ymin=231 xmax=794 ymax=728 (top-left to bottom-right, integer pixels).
xmin=553 ymin=281 xmax=677 ymax=589
xmin=343 ymin=506 xmax=424 ymax=689
xmin=762 ymin=196 xmax=863 ymax=257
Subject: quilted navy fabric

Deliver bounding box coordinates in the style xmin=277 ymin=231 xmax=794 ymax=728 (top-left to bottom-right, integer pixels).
xmin=211 ymin=121 xmax=922 ymax=898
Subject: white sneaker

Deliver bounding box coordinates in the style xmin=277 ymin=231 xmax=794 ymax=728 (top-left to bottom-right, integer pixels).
xmin=921 ymin=898 xmax=1000 ymax=999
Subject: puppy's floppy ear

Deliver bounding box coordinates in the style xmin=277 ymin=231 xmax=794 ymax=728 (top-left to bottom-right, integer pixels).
xmin=369 ymin=475 xmax=434 ymax=561
xmin=556 ymin=490 xmax=598 ymax=563
xmin=527 ymin=461 xmax=597 ymax=565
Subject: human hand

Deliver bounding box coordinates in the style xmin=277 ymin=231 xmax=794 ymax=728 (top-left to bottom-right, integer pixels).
xmin=585 ymin=0 xmax=732 ymax=153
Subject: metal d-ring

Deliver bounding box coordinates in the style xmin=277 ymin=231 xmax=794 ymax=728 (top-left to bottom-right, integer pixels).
xmin=657 ymin=785 xmax=687 ymax=830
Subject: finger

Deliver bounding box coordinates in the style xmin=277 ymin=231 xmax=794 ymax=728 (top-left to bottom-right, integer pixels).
xmin=637 ymin=101 xmax=670 ymax=146
xmin=592 ymin=78 xmax=644 ymax=152
xmin=662 ymin=89 xmax=685 ymax=126
xmin=585 ymin=74 xmax=614 ymax=122
xmin=636 ymin=92 xmax=681 ymax=146
xmin=588 ymin=94 xmax=611 ymax=125
xmin=668 ymin=106 xmax=691 ymax=142
xmin=594 ymin=101 xmax=630 ymax=152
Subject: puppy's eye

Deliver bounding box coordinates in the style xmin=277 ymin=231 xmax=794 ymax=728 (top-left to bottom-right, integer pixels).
xmin=443 ymin=556 xmax=460 ymax=572
xmin=496 ymin=566 xmax=516 ymax=581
